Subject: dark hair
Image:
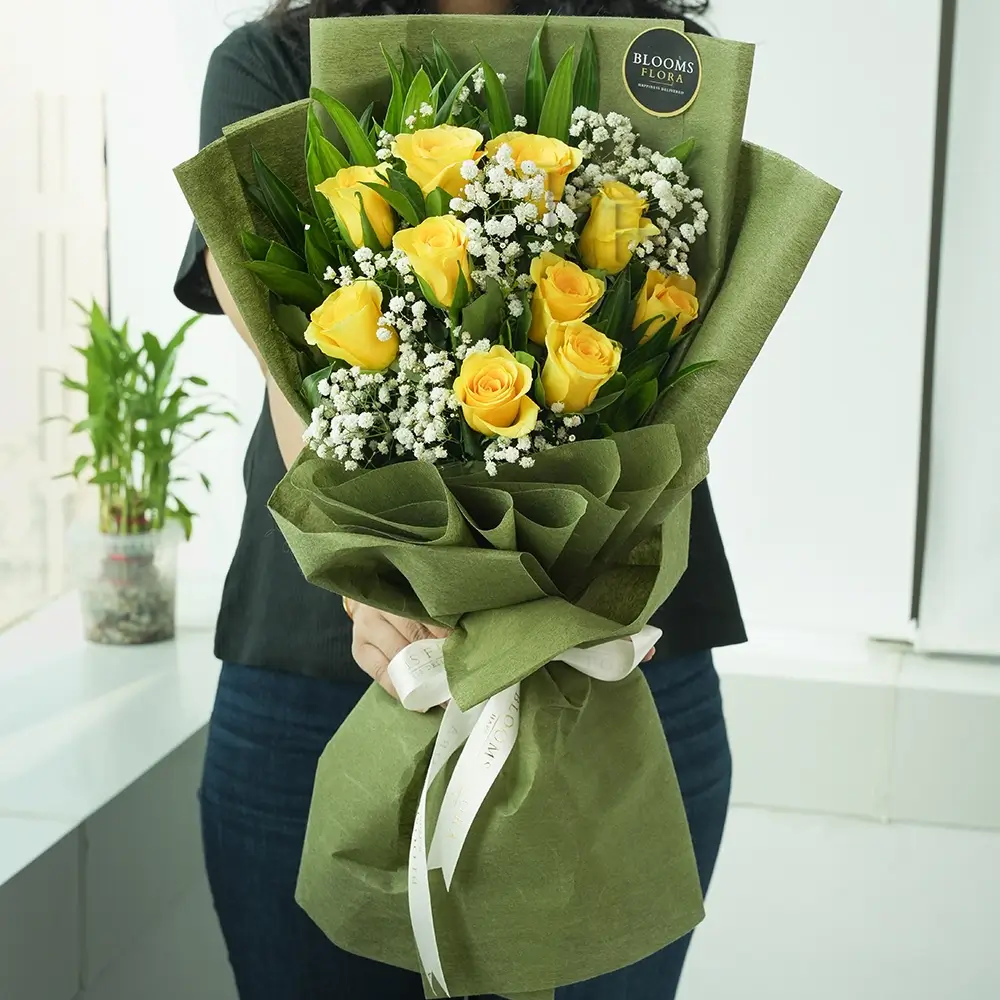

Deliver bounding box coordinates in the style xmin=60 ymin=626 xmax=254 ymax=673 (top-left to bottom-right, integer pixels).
xmin=267 ymin=0 xmax=709 ymax=29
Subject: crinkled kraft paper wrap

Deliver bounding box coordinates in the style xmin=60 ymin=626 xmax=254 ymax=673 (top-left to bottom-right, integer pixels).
xmin=175 ymin=14 xmax=840 ymax=999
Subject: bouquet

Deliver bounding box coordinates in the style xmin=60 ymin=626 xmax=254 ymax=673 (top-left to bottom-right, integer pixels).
xmin=176 ymin=14 xmax=839 ymax=999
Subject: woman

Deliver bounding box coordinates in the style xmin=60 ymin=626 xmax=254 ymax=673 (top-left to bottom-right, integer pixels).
xmin=176 ymin=2 xmax=742 ymax=997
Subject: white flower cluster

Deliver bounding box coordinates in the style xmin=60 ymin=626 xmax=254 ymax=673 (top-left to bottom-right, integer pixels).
xmin=448 ymin=144 xmax=577 ymax=293
xmin=566 ymin=107 xmax=709 ymax=276
xmin=304 ymin=368 xmax=395 ymax=471
xmin=304 ymin=342 xmax=462 ymax=468
xmin=392 ymin=343 xmax=460 ymax=462
xmin=481 ymin=412 xmax=586 ymax=476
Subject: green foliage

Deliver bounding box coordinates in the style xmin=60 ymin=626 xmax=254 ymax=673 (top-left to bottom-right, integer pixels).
xmin=58 ymin=302 xmax=236 ymax=539
xmin=573 ymin=28 xmax=599 ymax=112
xmin=524 ymin=18 xmax=549 ymax=132
xmin=480 ymin=60 xmax=514 ymax=137
xmin=401 ymin=68 xmax=434 ymax=132
xmin=537 ymin=46 xmax=576 ymax=142
xmin=310 ymin=88 xmax=378 ymax=165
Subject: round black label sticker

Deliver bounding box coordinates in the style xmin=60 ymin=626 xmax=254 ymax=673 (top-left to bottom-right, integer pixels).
xmin=622 ymin=28 xmax=702 ymax=118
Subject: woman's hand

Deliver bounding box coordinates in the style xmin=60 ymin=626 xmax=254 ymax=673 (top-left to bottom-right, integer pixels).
xmin=347 ymin=600 xmax=450 ymax=699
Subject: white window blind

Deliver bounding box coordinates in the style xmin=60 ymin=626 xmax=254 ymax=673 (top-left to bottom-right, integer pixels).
xmin=706 ymin=0 xmax=941 ymax=640
xmin=917 ymin=0 xmax=1000 ymax=656
xmin=0 ymin=2 xmax=108 ymax=631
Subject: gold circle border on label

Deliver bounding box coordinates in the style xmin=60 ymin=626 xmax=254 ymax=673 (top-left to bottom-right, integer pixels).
xmin=621 ymin=27 xmax=703 ymax=119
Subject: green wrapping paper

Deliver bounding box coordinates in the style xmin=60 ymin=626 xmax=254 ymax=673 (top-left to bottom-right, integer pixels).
xmin=175 ymin=14 xmax=840 ymax=998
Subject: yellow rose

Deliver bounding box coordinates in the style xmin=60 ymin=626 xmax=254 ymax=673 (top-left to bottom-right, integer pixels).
xmin=391 ymin=125 xmax=484 ymax=198
xmin=579 ymin=181 xmax=660 ymax=274
xmin=633 ymin=271 xmax=699 ymax=344
xmin=528 ymin=252 xmax=605 ymax=346
xmin=453 ymin=345 xmax=540 ymax=438
xmin=304 ymin=280 xmax=398 ymax=371
xmin=315 ymin=165 xmax=394 ymax=250
xmin=485 ymin=132 xmax=583 ymax=203
xmin=542 ymin=321 xmax=622 ymax=414
xmin=392 ymin=215 xmax=472 ymax=308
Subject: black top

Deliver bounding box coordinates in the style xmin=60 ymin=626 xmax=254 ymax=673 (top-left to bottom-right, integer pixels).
xmin=176 ymin=17 xmax=746 ymax=683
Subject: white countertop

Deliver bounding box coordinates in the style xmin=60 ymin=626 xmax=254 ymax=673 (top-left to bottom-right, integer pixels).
xmin=0 ymin=597 xmax=219 ymax=888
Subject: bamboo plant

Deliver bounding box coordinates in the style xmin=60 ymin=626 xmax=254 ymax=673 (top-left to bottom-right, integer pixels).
xmin=59 ymin=301 xmax=236 ymax=538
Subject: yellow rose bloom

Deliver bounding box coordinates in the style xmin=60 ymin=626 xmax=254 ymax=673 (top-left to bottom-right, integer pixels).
xmin=528 ymin=252 xmax=605 ymax=346
xmin=633 ymin=271 xmax=699 ymax=344
xmin=392 ymin=125 xmax=484 ymax=198
xmin=485 ymin=131 xmax=583 ymax=203
xmin=304 ymin=280 xmax=398 ymax=371
xmin=315 ymin=165 xmax=394 ymax=250
xmin=579 ymin=181 xmax=660 ymax=274
xmin=392 ymin=215 xmax=472 ymax=308
xmin=453 ymin=345 xmax=540 ymax=438
xmin=542 ymin=321 xmax=622 ymax=414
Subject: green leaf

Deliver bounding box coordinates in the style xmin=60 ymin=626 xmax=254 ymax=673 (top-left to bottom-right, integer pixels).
xmin=302 ymin=364 xmax=337 ymax=409
xmin=357 ymin=102 xmax=375 ymax=138
xmin=244 ymin=260 xmax=326 ymax=312
xmin=622 ymin=316 xmax=657 ymax=353
xmin=186 ymin=375 xmax=209 ymax=387
xmin=381 ymin=43 xmax=405 ymax=134
xmin=265 ymin=240 xmax=307 ymax=272
xmin=610 ymin=378 xmax=658 ymax=431
xmin=435 ymin=63 xmax=481 ymax=126
xmin=304 ymin=224 xmax=337 ymax=279
xmin=659 ymin=359 xmax=718 ymax=393
xmin=514 ymin=350 xmax=535 ymax=370
xmin=310 ymin=88 xmax=378 ymax=166
xmin=480 ymin=60 xmax=514 ymax=137
xmin=272 ymin=301 xmax=312 ymax=348
xmin=199 ymin=472 xmax=212 ymax=491
xmin=415 ymin=273 xmax=446 ymax=311
xmin=401 ymin=68 xmax=434 ymax=132
xmin=461 ymin=277 xmax=504 ymax=342
xmin=355 ymin=192 xmax=388 ymax=250
xmin=590 ymin=269 xmax=632 ymax=336
xmin=307 ymin=106 xmax=350 ymax=174
xmin=70 ymin=454 xmax=90 ymax=478
xmin=582 ymin=372 xmax=626 ymax=414
xmin=460 ymin=417 xmax=484 ymax=462
xmin=424 ymin=186 xmax=452 ymax=218
xmin=449 ymin=267 xmax=471 ymax=315
xmin=537 ymin=46 xmax=575 ymax=142
xmin=511 ymin=291 xmax=532 ymax=353
xmin=251 ymin=147 xmax=306 ymax=255
xmin=399 ymin=46 xmax=418 ymax=92
xmin=573 ymin=28 xmax=599 ymax=112
xmin=386 ymin=168 xmax=426 ymax=220
xmin=524 ymin=18 xmax=549 ymax=132
xmin=666 ymin=137 xmax=696 ymax=164
xmin=626 ymin=352 xmax=672 ymax=387
xmin=362 ymin=181 xmax=421 ymax=227
xmin=432 ymin=36 xmax=461 ymax=93
xmin=622 ymin=317 xmax=677 ymax=374
xmin=306 ymin=113 xmax=349 ymax=245
xmin=241 ymin=230 xmax=271 ymax=261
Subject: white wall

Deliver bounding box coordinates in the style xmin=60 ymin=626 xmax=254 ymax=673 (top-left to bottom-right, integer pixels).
xmin=105 ymin=0 xmax=267 ymax=629
xmin=705 ymin=1 xmax=940 ymax=640
xmin=917 ymin=0 xmax=1000 ymax=657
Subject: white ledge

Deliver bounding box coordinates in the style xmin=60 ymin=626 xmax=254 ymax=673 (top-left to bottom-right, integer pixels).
xmin=0 ymin=597 xmax=219 ymax=889
xmin=2 ymin=600 xmax=999 ymax=892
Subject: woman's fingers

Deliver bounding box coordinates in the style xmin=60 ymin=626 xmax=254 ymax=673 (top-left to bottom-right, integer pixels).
xmin=642 ymin=646 xmax=657 ymax=663
xmin=352 ymin=642 xmax=398 ymax=698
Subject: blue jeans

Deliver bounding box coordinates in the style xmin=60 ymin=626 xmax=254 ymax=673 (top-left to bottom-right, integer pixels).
xmin=200 ymin=653 xmax=731 ymax=1000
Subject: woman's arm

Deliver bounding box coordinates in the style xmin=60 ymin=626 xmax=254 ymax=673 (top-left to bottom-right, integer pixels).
xmin=205 ymin=249 xmax=306 ymax=470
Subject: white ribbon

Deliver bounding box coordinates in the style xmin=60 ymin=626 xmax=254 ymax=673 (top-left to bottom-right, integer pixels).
xmin=388 ymin=625 xmax=662 ymax=996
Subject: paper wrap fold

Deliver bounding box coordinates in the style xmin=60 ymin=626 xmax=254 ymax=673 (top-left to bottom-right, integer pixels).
xmin=175 ymin=14 xmax=840 ymax=999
